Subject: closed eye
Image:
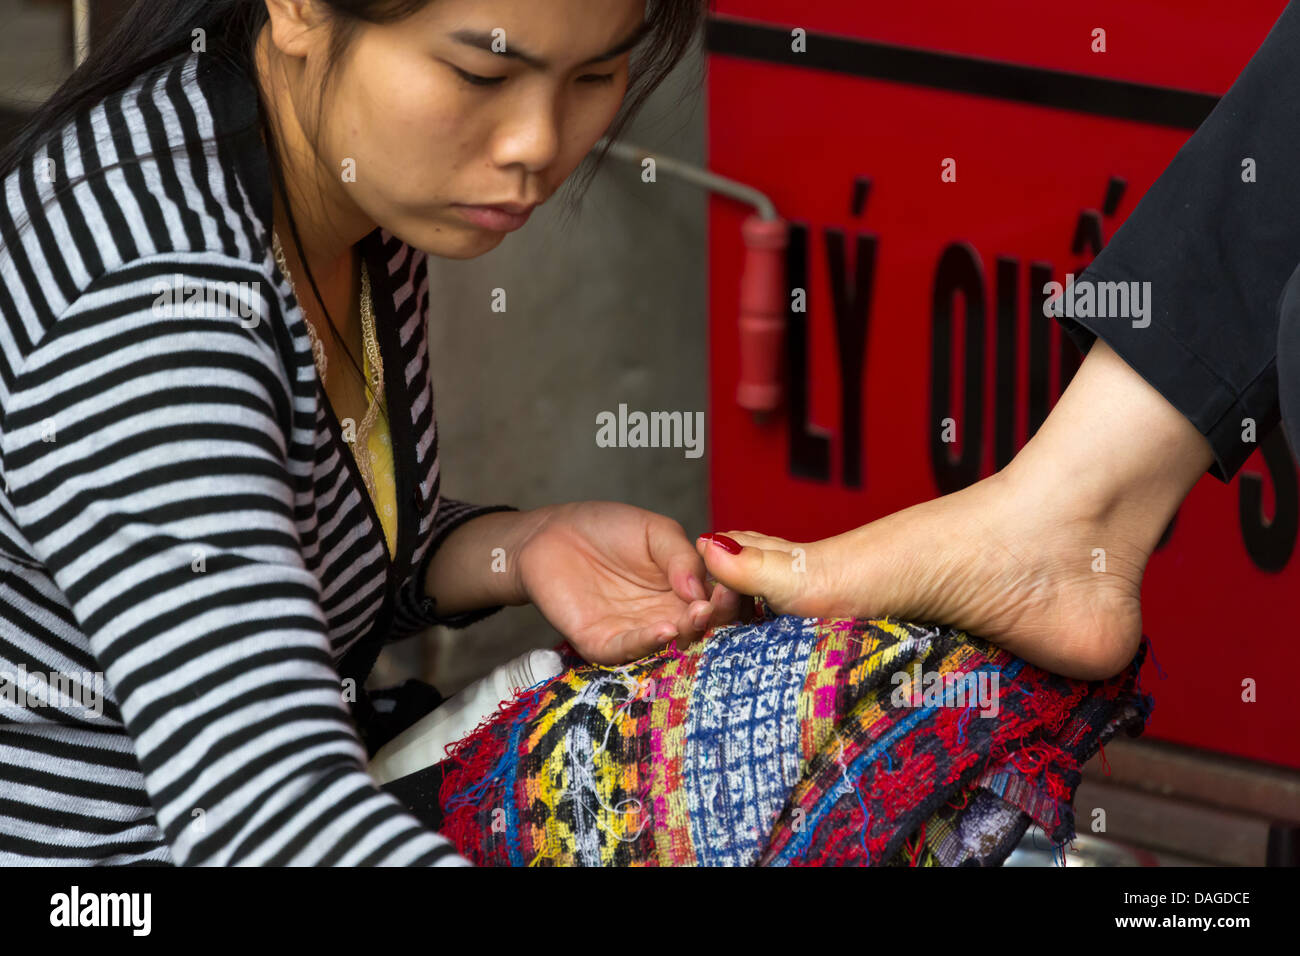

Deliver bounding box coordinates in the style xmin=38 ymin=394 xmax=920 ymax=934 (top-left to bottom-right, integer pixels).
xmin=452 ymin=66 xmax=504 ymax=87
xmin=450 ymin=65 xmax=617 ymax=88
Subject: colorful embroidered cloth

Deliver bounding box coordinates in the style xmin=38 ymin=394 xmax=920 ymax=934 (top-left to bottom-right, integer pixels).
xmin=434 ymin=601 xmax=1152 ymax=866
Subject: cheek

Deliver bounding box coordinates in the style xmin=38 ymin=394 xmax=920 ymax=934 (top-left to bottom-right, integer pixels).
xmin=326 ymin=55 xmax=467 ymax=203
xmin=557 ymin=85 xmax=627 ymax=165
xmin=387 ymin=114 xmax=470 ymax=209
xmin=577 ymin=74 xmax=630 ymax=139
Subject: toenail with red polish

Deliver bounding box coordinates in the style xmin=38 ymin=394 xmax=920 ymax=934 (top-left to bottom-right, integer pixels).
xmin=702 ymin=533 xmax=742 ymax=555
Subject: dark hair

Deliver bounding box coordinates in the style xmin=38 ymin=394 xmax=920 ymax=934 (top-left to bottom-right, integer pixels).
xmin=0 ymin=0 xmax=709 ymax=387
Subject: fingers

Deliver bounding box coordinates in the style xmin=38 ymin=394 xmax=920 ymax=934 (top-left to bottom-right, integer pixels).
xmin=669 ymin=563 xmax=708 ymax=604
xmin=655 ymin=523 xmax=742 ymax=633
xmin=605 ymin=520 xmax=744 ymax=662
xmin=648 ymin=520 xmax=711 ymax=606
xmin=695 ymin=532 xmax=786 ymax=603
xmin=664 ymin=597 xmax=714 ymax=647
xmin=643 ymin=518 xmax=786 ymax=623
xmin=705 ymin=581 xmax=743 ymax=628
xmin=609 ymin=619 xmax=679 ymax=664
xmin=601 ymin=520 xmax=795 ymax=664
xmin=604 ymin=589 xmax=745 ymax=664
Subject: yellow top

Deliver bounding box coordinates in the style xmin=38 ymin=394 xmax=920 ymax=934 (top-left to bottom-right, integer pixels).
xmin=360 ymin=345 xmax=398 ymax=559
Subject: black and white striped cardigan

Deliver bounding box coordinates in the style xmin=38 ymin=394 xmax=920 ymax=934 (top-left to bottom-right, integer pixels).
xmin=0 ymin=46 xmax=513 ymax=865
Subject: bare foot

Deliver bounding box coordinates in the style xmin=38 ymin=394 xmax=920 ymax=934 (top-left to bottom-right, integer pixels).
xmin=696 ymin=469 xmax=1148 ymax=681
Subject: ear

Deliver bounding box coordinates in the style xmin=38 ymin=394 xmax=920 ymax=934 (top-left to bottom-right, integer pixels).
xmin=263 ymin=0 xmax=330 ymax=58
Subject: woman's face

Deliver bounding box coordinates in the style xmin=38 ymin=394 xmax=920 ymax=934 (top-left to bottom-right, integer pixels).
xmin=294 ymin=0 xmax=646 ymax=258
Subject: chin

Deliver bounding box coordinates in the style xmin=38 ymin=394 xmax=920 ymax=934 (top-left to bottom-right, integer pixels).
xmin=387 ymin=218 xmax=508 ymax=260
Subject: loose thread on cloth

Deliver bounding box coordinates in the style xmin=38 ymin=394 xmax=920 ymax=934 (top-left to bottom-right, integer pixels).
xmin=1028 ymin=821 xmax=1073 ymax=866
xmin=1145 ymin=633 xmax=1169 ymax=680
xmin=437 ymin=672 xmax=562 ymax=853
xmin=428 ymin=614 xmax=1151 ymax=866
xmin=549 ymin=668 xmax=652 ymax=853
xmin=800 ymin=642 xmax=1118 ymax=868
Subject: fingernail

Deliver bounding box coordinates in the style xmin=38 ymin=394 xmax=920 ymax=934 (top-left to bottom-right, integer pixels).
xmin=701 ymin=532 xmax=742 ymax=555
xmin=687 ymin=577 xmax=707 ymax=601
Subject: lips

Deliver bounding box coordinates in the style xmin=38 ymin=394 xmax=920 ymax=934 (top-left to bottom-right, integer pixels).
xmin=451 ymin=202 xmax=537 ymax=232
xmin=479 ymin=202 xmax=536 ymax=215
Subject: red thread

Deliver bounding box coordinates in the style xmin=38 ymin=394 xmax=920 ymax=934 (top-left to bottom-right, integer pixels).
xmin=908 ymin=821 xmax=927 ymax=866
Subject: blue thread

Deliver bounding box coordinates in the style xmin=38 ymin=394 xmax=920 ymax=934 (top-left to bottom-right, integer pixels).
xmin=855 ymin=784 xmax=872 ymax=863
xmin=956 ymin=701 xmax=976 ymax=745
xmin=776 ymin=654 xmax=1023 ymax=865
xmin=443 ymin=744 xmax=512 ymax=812
xmin=1029 ymin=822 xmax=1049 ymax=852
xmin=857 ymin=749 xmax=895 ymax=862
xmin=776 ymin=705 xmax=930 ymax=864
xmin=501 ymin=701 xmax=529 ymax=866
xmin=452 ymin=677 xmax=554 ymax=865
xmin=1145 ymin=634 xmax=1168 ymax=680
xmin=524 ymin=674 xmax=557 ymax=693
xmin=442 ymin=680 xmax=554 ymax=814
xmin=1051 ymin=836 xmax=1070 ymax=867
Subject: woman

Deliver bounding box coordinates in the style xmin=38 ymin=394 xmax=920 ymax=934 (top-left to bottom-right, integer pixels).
xmin=0 ymin=0 xmax=739 ymax=866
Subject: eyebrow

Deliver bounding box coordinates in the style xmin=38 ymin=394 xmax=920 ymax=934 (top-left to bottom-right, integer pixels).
xmin=448 ymin=20 xmax=652 ymax=70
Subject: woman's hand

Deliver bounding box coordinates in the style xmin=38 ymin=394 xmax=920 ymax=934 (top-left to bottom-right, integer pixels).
xmin=516 ymin=501 xmax=743 ymax=665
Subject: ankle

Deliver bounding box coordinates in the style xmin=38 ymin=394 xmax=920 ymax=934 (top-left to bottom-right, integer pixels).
xmin=1000 ymin=432 xmax=1186 ymax=562
xmin=997 ymin=340 xmax=1213 ymax=557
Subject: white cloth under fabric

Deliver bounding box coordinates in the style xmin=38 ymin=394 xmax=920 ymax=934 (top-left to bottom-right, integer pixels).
xmin=368 ymin=650 xmax=564 ymax=787
xmin=0 ymin=47 xmax=515 ymax=865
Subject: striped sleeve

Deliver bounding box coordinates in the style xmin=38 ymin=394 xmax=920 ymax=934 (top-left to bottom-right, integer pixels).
xmin=0 ymin=254 xmax=469 ymax=866
xmin=395 ymin=497 xmax=520 ymax=633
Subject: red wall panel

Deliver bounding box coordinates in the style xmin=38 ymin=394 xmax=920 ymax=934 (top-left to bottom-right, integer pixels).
xmin=706 ymin=1 xmax=1299 ymax=768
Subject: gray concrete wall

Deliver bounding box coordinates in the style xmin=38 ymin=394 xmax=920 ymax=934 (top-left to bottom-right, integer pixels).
xmin=0 ymin=0 xmax=72 ymax=110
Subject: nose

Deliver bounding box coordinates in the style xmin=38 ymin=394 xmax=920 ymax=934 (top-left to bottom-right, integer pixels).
xmin=490 ymin=93 xmax=563 ymax=176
